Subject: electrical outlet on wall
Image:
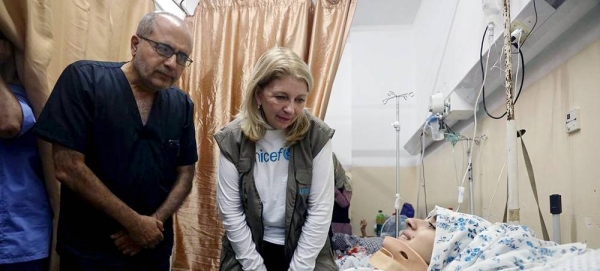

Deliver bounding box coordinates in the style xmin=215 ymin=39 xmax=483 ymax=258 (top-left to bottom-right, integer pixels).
xmin=511 ymin=21 xmax=531 ymax=41
xmin=566 ymin=108 xmax=581 ymax=133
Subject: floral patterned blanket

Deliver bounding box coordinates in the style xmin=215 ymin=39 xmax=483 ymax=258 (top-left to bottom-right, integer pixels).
xmin=429 ymin=206 xmax=591 ymax=271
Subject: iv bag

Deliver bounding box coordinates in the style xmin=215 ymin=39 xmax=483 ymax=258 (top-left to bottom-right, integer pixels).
xmin=482 ymin=0 xmax=501 ymax=24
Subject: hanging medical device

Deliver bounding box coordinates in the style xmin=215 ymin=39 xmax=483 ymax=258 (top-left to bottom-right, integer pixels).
xmin=382 ymin=91 xmax=413 ymax=238
xmin=482 ymin=0 xmax=501 ymax=26
xmin=429 ymin=92 xmax=446 ymax=141
xmin=447 ymin=134 xmax=487 ymax=214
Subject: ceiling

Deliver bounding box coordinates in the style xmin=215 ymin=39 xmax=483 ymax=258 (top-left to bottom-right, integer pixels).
xmin=156 ymin=0 xmax=423 ymax=26
xmin=351 ymin=0 xmax=422 ymax=27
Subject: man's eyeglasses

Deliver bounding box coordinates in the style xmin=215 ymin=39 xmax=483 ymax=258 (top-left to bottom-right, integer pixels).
xmin=138 ymin=36 xmax=193 ymax=67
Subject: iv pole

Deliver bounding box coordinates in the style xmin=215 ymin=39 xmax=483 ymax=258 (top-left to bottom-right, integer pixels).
xmin=502 ymin=0 xmax=520 ymax=224
xmin=382 ymin=91 xmax=414 ymax=237
xmin=451 ymin=134 xmax=487 ymax=214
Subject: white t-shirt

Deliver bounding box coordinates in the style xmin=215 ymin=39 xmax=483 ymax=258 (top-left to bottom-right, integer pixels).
xmin=254 ymin=129 xmax=290 ymax=245
xmin=217 ymin=128 xmax=334 ymax=271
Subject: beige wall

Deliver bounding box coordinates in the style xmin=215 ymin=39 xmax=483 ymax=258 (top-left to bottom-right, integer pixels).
xmin=349 ymin=166 xmax=418 ymax=236
xmin=351 ymin=37 xmax=600 ymax=248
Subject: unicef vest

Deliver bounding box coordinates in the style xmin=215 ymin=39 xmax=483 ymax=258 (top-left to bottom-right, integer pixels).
xmin=214 ymin=111 xmax=337 ymax=271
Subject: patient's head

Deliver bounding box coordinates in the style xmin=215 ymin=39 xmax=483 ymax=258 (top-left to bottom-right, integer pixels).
xmin=427 ymin=207 xmax=492 ymax=270
xmin=399 ymin=216 xmax=437 ymax=264
xmin=396 ymin=207 xmax=490 ymax=265
xmin=372 ymin=207 xmax=492 ymax=271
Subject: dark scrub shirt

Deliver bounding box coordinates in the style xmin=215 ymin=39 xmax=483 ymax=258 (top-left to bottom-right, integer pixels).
xmin=33 ymin=61 xmax=198 ymax=264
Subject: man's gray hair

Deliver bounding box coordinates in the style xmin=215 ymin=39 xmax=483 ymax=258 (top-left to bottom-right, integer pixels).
xmin=136 ymin=11 xmax=184 ymax=37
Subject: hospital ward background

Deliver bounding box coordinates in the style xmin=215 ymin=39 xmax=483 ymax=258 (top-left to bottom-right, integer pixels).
xmin=1 ymin=0 xmax=600 ymax=270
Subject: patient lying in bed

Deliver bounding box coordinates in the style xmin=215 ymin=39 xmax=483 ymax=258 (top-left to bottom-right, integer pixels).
xmin=337 ymin=206 xmax=600 ymax=271
xmin=332 ymin=219 xmax=384 ymax=255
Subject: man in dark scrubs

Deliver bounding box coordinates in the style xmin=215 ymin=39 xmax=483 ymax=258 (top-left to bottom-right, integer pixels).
xmin=33 ymin=12 xmax=197 ymax=270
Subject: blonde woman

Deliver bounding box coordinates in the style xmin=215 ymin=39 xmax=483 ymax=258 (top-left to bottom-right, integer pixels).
xmin=215 ymin=47 xmax=337 ymax=271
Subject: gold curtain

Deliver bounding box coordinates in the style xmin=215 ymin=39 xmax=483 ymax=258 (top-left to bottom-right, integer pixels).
xmin=307 ymin=0 xmax=357 ymax=119
xmin=48 ymin=0 xmax=156 ymax=87
xmin=0 ymin=0 xmax=53 ymax=118
xmin=173 ymin=0 xmax=356 ymax=270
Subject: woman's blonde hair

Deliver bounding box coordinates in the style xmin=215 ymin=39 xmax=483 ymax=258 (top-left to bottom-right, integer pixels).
xmin=238 ymin=47 xmax=314 ymax=145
